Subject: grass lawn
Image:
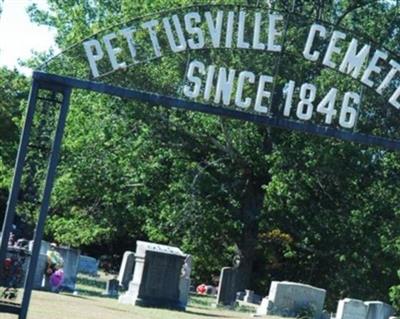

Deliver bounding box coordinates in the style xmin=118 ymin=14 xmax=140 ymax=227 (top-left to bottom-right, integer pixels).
xmin=0 ymin=274 xmax=283 ymax=319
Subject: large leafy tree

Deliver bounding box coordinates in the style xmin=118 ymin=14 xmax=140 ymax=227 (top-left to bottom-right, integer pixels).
xmin=0 ymin=68 xmax=29 ymax=225
xmin=20 ymin=0 xmax=400 ymax=308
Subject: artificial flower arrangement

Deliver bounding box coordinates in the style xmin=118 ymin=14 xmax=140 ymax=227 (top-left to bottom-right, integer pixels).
xmin=0 ymin=250 xmax=28 ymax=301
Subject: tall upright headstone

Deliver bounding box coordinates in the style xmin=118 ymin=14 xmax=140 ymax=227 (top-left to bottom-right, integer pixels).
xmin=29 ymin=241 xmax=80 ymax=291
xmin=117 ymin=251 xmax=135 ymax=290
xmin=57 ymin=246 xmax=81 ymax=292
xmin=119 ymin=241 xmax=187 ymax=310
xmin=32 ymin=253 xmax=48 ymax=289
xmin=336 ymin=298 xmax=368 ymax=319
xmin=179 ymin=255 xmax=192 ymax=308
xmin=29 ymin=240 xmax=49 ymax=289
xmin=216 ymin=267 xmax=237 ymax=306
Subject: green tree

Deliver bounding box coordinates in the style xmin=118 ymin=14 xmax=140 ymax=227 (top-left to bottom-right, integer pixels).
xmin=0 ymin=68 xmax=29 ymax=223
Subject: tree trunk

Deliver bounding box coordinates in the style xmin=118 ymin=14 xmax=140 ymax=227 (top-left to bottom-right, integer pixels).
xmin=235 ymin=128 xmax=272 ymax=292
xmin=235 ymin=178 xmax=265 ymax=291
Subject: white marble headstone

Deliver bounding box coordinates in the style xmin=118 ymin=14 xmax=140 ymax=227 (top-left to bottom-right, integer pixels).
xmin=262 ymin=281 xmax=326 ymax=318
xmin=117 ymin=251 xmax=135 ymax=290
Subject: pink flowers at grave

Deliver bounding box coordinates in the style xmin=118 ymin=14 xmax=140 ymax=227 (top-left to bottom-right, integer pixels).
xmin=50 ymin=269 xmax=64 ymax=289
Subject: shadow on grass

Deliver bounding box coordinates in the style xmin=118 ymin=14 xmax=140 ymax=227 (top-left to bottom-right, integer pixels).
xmin=99 ymin=305 xmax=131 ymax=313
xmin=62 ymin=293 xmax=91 ymax=300
xmin=185 ymin=310 xmax=231 ymax=318
xmin=73 ymin=287 xmax=119 ymax=299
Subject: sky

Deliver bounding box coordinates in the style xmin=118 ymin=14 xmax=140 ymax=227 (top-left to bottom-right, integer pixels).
xmin=0 ymin=0 xmax=57 ymax=75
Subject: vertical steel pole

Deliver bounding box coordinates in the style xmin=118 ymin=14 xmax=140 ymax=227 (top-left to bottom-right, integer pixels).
xmin=0 ymin=81 xmax=39 ymax=271
xmin=19 ymin=86 xmax=71 ymax=319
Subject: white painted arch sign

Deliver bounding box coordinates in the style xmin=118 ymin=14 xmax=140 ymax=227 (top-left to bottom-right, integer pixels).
xmin=39 ymin=4 xmax=400 ymax=148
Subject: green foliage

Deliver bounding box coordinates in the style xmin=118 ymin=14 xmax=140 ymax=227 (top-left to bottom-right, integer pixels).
xmin=0 ymin=68 xmax=29 ymax=220
xmin=390 ymin=270 xmax=400 ymax=312
xmin=295 ymin=304 xmax=316 ymax=319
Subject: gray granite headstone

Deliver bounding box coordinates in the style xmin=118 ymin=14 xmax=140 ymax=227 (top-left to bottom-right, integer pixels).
xmin=57 ymin=247 xmax=80 ymax=292
xmin=365 ymin=301 xmax=395 ymax=319
xmin=119 ymin=241 xmax=187 ymax=310
xmin=78 ymin=255 xmax=98 ymax=276
xmin=32 ymin=253 xmax=48 ymax=289
xmin=29 ymin=240 xmax=50 ymax=255
xmin=253 ymin=293 xmax=262 ymax=305
xmin=206 ymin=285 xmax=217 ymax=295
xmin=244 ymin=290 xmax=254 ymax=303
xmin=117 ymin=251 xmax=135 ymax=290
xmin=236 ymin=291 xmax=245 ymax=301
xmin=29 ymin=241 xmax=80 ymax=291
xmin=336 ymin=298 xmax=368 ymax=319
xmin=29 ymin=240 xmax=80 ymax=292
xmin=103 ymin=278 xmax=119 ymax=297
xmin=257 ymin=281 xmax=326 ymax=318
xmin=216 ymin=267 xmax=237 ymax=306
xmin=28 ymin=240 xmax=49 ymax=289
xmin=179 ymin=255 xmax=192 ymax=308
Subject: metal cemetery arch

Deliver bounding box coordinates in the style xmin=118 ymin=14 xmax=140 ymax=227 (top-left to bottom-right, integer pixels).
xmin=1 ymin=3 xmax=400 ymax=318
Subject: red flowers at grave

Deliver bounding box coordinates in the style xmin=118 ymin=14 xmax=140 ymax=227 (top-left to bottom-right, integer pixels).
xmin=4 ymin=258 xmax=13 ymax=269
xmin=196 ymin=284 xmax=207 ymax=295
xmin=1 ymin=253 xmax=26 ymax=301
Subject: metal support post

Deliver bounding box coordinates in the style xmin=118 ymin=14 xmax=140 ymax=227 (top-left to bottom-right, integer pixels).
xmin=19 ymin=86 xmax=71 ymax=319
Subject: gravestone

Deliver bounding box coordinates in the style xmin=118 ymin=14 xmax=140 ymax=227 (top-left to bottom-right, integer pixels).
xmin=32 ymin=253 xmax=48 ymax=289
xmin=29 ymin=241 xmax=82 ymax=291
xmin=236 ymin=291 xmax=245 ymax=301
xmin=253 ymin=294 xmax=262 ymax=305
xmin=29 ymin=240 xmax=49 ymax=289
xmin=242 ymin=290 xmax=261 ymax=304
xmin=257 ymin=281 xmax=326 ymax=318
xmin=336 ymin=298 xmax=368 ymax=319
xmin=216 ymin=267 xmax=237 ymax=306
xmin=57 ymin=246 xmax=80 ymax=292
xmin=117 ymin=251 xmax=135 ymax=290
xmin=365 ymin=301 xmax=395 ymax=319
xmin=119 ymin=241 xmax=187 ymax=310
xmin=257 ymin=297 xmax=270 ymax=316
xmin=103 ymin=278 xmax=119 ymax=297
xmin=244 ymin=290 xmax=254 ymax=303
xmin=179 ymin=255 xmax=192 ymax=308
xmin=206 ymin=285 xmax=217 ymax=295
xmin=78 ymin=255 xmax=98 ymax=276
xmin=29 ymin=240 xmax=50 ymax=255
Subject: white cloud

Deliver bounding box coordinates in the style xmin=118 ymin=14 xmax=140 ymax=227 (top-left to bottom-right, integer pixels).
xmin=0 ymin=0 xmax=58 ymax=75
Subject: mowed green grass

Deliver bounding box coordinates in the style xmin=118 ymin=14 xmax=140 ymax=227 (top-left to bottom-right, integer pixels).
xmin=0 ymin=291 xmax=282 ymax=319
xmin=0 ymin=274 xmax=282 ymax=319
